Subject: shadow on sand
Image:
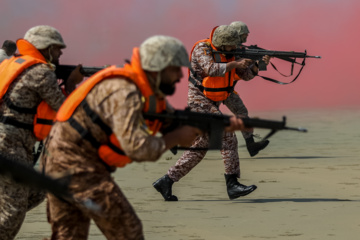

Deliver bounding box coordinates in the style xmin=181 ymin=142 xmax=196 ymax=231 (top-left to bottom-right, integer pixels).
xmin=181 ymin=198 xmax=354 ymax=203
xmin=242 ymin=156 xmax=336 ymax=160
xmin=234 ymin=198 xmax=353 ymax=203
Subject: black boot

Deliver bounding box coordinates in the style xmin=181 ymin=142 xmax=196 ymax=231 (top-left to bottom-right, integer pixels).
xmin=224 ymin=174 xmax=257 ymax=200
xmin=153 ymin=175 xmax=178 ymax=201
xmin=245 ymin=137 xmax=269 ymax=157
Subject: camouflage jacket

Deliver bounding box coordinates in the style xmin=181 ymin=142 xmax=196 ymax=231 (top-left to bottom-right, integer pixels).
xmin=43 ymin=77 xmax=167 ymax=174
xmin=0 ymin=63 xmax=65 ymax=163
xmin=0 ymin=49 xmax=9 ymax=63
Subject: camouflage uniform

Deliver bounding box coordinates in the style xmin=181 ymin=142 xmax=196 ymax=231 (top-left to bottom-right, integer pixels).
xmin=0 ymin=49 xmax=9 ymax=63
xmin=167 ymin=41 xmax=256 ymax=181
xmin=43 ymin=77 xmax=167 ymax=240
xmin=223 ymin=91 xmax=253 ymax=139
xmin=0 ymin=64 xmax=65 ymax=240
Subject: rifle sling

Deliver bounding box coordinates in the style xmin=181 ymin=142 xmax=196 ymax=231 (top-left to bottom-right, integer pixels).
xmin=269 ymin=61 xmax=294 ymax=77
xmin=258 ymin=57 xmax=306 ymax=85
xmin=67 ymin=100 xmax=126 ymax=172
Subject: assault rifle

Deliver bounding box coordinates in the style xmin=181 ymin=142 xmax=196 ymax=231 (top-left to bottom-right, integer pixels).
xmin=55 ymin=64 xmax=106 ymax=82
xmin=245 ymin=44 xmax=310 ymax=67
xmin=0 ymin=153 xmax=71 ymax=199
xmin=213 ymin=47 xmax=321 ymax=85
xmin=213 ymin=48 xmax=321 ymax=71
xmin=0 ymin=153 xmax=100 ymax=211
xmin=143 ymin=108 xmax=307 ymax=154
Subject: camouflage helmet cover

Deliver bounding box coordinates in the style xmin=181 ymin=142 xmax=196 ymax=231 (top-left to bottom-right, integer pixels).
xmin=139 ymin=35 xmax=190 ymax=72
xmin=24 ymin=25 xmax=66 ymax=50
xmin=212 ymin=25 xmax=239 ymax=48
xmin=230 ymin=21 xmax=250 ymax=35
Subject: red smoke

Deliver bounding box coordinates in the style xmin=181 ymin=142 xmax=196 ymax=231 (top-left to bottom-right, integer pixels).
xmin=1 ymin=0 xmax=359 ymax=112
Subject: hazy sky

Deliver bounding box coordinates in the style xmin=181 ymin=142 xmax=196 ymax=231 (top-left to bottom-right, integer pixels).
xmin=1 ymin=0 xmax=359 ymax=112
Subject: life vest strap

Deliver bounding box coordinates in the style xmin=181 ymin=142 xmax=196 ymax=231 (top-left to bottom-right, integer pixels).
xmin=67 ymin=117 xmax=113 ymax=172
xmin=189 ymin=76 xmax=204 ymax=92
xmin=203 ymin=86 xmax=234 ymax=93
xmin=189 ymin=76 xmax=234 ymax=93
xmin=4 ymin=98 xmax=37 ymax=114
xmin=80 ymin=100 xmax=112 ymax=135
xmin=35 ymin=118 xmax=54 ymax=125
xmin=68 ymin=117 xmax=100 ymax=149
xmin=80 ymin=99 xmax=125 ymax=155
xmin=108 ymin=141 xmax=126 ymax=155
xmin=0 ymin=116 xmax=33 ymax=130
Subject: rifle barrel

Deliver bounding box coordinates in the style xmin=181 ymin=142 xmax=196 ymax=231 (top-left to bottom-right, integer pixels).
xmin=284 ymin=126 xmax=308 ymax=132
xmin=307 ymin=55 xmax=321 ymax=59
xmin=213 ymin=50 xmax=321 ymax=59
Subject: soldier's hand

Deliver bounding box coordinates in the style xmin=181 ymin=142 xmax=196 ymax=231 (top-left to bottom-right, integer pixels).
xmin=262 ymin=55 xmax=271 ymax=65
xmin=235 ymin=59 xmax=253 ymax=70
xmin=163 ymin=126 xmax=202 ymax=149
xmin=224 ymin=116 xmax=248 ymax=132
xmin=65 ymin=64 xmax=84 ymax=93
xmin=178 ymin=126 xmax=202 ymax=147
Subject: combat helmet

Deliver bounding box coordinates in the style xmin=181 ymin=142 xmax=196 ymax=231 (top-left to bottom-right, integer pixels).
xmin=24 ymin=25 xmax=66 ymax=50
xmin=212 ymin=25 xmax=239 ymax=48
xmin=230 ymin=21 xmax=250 ymax=36
xmin=139 ymin=35 xmax=190 ymax=72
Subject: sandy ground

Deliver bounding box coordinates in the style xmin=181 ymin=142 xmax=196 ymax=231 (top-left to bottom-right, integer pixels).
xmin=17 ymin=108 xmax=360 ymax=240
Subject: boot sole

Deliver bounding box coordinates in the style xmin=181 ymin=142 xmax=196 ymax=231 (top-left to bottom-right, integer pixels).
xmin=229 ymin=186 xmax=257 ymax=200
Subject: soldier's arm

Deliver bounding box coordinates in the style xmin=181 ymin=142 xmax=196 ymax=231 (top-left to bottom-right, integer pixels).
xmin=193 ymin=43 xmax=227 ymax=77
xmin=94 ymin=78 xmax=166 ymax=162
xmin=31 ymin=64 xmax=66 ymax=110
xmin=235 ymin=59 xmax=257 ymax=81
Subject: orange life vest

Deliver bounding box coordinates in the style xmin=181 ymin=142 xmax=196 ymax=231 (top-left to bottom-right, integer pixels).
xmin=188 ymin=26 xmax=236 ymax=102
xmin=0 ymin=39 xmax=61 ymax=140
xmin=56 ymin=47 xmax=167 ymax=168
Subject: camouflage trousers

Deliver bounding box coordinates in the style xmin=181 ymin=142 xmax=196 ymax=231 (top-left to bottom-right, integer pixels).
xmin=0 ymin=131 xmax=45 ymax=240
xmin=46 ymin=172 xmax=144 ymax=240
xmin=167 ymin=94 xmax=242 ymax=182
xmin=0 ymin=173 xmax=45 ymax=240
xmin=223 ymin=91 xmax=253 ymax=139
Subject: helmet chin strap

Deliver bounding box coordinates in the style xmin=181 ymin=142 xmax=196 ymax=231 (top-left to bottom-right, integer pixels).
xmin=155 ymin=71 xmax=161 ymax=88
xmin=155 ymin=71 xmax=166 ymax=97
xmin=46 ymin=45 xmax=56 ymax=70
xmin=146 ymin=71 xmax=165 ymax=97
xmin=48 ymin=45 xmax=53 ymax=63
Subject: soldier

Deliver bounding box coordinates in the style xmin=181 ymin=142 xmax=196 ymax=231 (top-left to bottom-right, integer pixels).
xmin=0 ymin=25 xmax=83 ymax=240
xmin=42 ymin=34 xmax=249 ymax=240
xmin=0 ymin=40 xmax=17 ymax=63
xmin=153 ymin=25 xmax=269 ymax=202
xmin=230 ymin=21 xmax=250 ymax=44
xmin=224 ymin=20 xmax=270 ymax=157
